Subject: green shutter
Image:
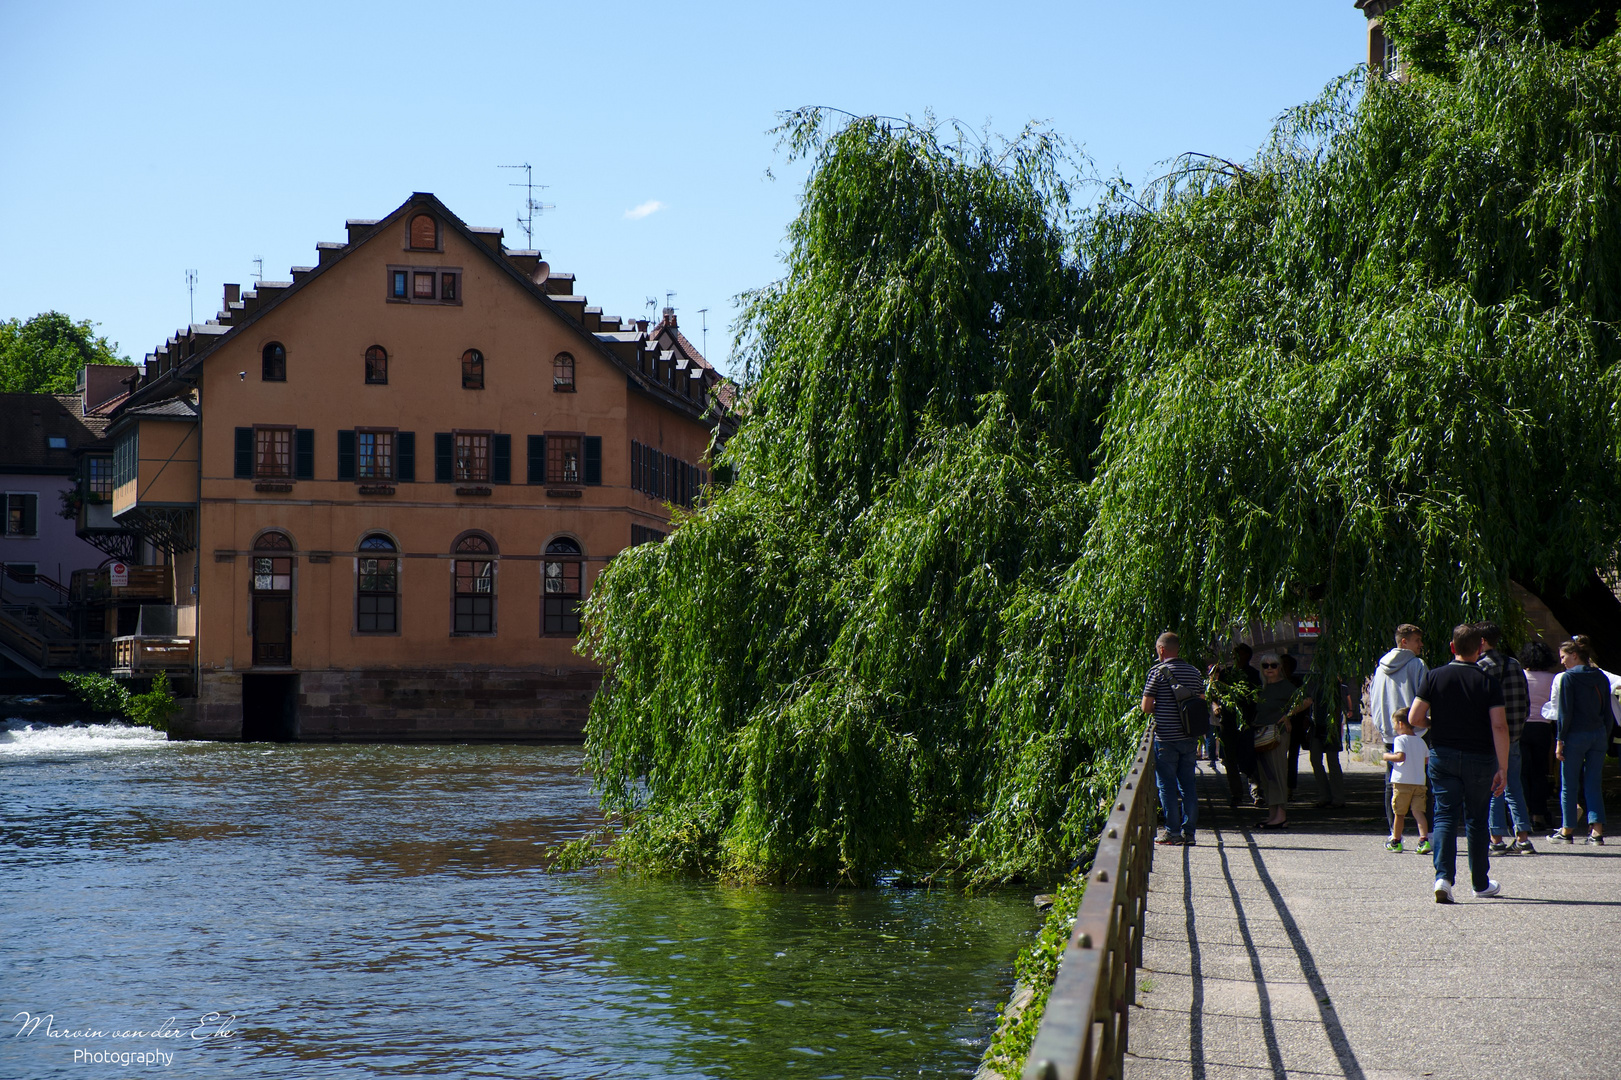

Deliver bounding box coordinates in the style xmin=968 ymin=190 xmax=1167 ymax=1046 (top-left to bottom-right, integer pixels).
xmin=397 ymin=432 xmax=415 ymax=482
xmin=584 ymin=436 xmax=602 ymax=485
xmin=294 ymin=429 xmax=314 ymax=479
xmin=337 ymin=430 xmax=356 ymax=481
xmin=234 ymin=427 xmax=253 ymax=478
xmin=492 ymin=434 xmax=512 ymax=484
xmin=527 ymin=435 xmax=545 ymax=484
xmin=434 ymin=433 xmax=453 ymax=483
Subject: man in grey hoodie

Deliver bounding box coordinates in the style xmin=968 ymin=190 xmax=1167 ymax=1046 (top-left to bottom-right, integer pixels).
xmin=1370 ymin=624 xmax=1429 ymax=833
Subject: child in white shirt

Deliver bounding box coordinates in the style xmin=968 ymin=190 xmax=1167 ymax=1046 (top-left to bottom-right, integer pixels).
xmin=1382 ymin=709 xmax=1430 ymax=853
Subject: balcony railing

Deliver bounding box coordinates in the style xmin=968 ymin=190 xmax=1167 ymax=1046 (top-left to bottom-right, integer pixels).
xmin=111 ymin=635 xmax=195 ymax=676
xmin=70 ymin=566 xmax=173 ymax=602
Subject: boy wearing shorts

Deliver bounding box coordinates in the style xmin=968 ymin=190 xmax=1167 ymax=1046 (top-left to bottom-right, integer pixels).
xmin=1384 ymin=708 xmax=1431 ymax=853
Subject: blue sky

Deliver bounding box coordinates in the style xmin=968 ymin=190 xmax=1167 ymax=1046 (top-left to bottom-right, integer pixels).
xmin=0 ymin=2 xmax=1369 ymax=377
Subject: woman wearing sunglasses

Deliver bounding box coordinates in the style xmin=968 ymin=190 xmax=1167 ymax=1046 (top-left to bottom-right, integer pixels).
xmin=1253 ymin=652 xmax=1312 ymax=828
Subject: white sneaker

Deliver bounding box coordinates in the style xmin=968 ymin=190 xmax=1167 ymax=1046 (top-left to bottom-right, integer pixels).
xmin=1472 ymin=879 xmax=1501 ymax=899
xmin=1433 ymin=878 xmax=1454 ymax=904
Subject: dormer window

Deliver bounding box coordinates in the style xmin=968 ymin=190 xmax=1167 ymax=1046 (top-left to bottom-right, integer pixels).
xmin=262 ymin=342 xmax=286 ymax=381
xmin=409 ymin=213 xmax=438 ymax=250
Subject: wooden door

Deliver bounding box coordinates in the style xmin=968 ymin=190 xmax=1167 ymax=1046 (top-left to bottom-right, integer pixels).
xmin=253 ymin=595 xmax=291 ymax=666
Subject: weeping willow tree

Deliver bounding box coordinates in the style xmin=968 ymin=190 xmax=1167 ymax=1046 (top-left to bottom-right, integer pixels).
xmin=582 ymin=15 xmax=1621 ymax=885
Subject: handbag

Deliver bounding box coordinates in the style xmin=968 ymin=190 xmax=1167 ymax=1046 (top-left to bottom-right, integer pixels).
xmin=1156 ymin=661 xmax=1212 ymax=739
xmin=1252 ymin=722 xmax=1281 ymax=752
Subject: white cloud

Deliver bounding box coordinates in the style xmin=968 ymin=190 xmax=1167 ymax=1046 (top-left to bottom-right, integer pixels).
xmin=624 ymin=199 xmax=666 ymax=220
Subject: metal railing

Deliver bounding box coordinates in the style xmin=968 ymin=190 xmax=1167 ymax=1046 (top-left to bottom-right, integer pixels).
xmin=1022 ymin=728 xmax=1157 ymax=1080
xmin=111 ymin=635 xmax=195 ymax=675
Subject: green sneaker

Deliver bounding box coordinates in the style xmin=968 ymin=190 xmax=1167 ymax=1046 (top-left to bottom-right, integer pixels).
xmin=1417 ymin=838 xmax=1432 ymax=855
xmin=1385 ymin=838 xmax=1403 ymax=853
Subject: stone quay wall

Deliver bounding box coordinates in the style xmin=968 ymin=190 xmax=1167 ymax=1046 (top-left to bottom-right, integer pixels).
xmin=178 ymin=667 xmax=599 ymax=741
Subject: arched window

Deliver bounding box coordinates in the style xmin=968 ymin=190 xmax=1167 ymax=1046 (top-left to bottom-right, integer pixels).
xmin=365 ymin=345 xmax=388 ymax=385
xmin=357 ymin=534 xmax=398 ymax=633
xmin=251 ymin=531 xmax=294 ymax=666
xmin=461 ymin=349 xmax=484 ymax=390
xmin=409 ymin=213 xmax=437 ymax=250
xmin=553 ymin=352 xmax=575 ymax=392
xmin=262 ymin=342 xmax=286 ymax=382
xmin=453 ymin=534 xmax=495 ymax=634
xmin=543 ymin=537 xmax=583 ymax=636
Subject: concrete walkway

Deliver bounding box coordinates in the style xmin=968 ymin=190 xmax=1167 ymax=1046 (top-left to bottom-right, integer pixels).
xmin=1123 ymin=755 xmax=1621 ymax=1080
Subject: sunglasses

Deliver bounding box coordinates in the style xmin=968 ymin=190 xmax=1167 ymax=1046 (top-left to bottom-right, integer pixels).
xmin=1260 ymin=662 xmax=1281 ymax=669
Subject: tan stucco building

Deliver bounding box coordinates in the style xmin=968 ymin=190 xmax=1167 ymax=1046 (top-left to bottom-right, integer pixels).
xmin=100 ymin=193 xmax=731 ymax=740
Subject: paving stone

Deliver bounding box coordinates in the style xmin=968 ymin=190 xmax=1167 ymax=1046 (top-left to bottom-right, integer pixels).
xmin=1122 ymin=756 xmax=1621 ymax=1080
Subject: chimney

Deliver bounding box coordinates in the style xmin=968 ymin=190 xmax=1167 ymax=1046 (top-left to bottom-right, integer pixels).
xmin=224 ymin=283 xmax=241 ymax=308
xmin=662 ymin=307 xmax=677 ymax=325
xmin=635 ymin=319 xmax=649 ymax=333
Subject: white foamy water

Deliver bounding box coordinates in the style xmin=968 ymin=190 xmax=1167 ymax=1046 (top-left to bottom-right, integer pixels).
xmin=0 ymin=718 xmax=170 ymax=757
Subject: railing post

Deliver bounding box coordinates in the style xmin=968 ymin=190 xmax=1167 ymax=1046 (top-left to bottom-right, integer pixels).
xmin=1022 ymin=727 xmax=1157 ymax=1080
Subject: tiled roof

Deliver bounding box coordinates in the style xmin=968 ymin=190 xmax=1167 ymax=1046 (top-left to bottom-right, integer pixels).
xmin=0 ymin=394 xmax=110 ymax=472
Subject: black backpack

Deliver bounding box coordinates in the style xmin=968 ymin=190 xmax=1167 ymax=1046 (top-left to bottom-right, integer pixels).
xmin=1155 ymin=662 xmax=1211 ymax=739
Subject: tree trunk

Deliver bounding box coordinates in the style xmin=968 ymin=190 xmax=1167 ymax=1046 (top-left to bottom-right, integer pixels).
xmin=1523 ymin=570 xmax=1621 ymax=668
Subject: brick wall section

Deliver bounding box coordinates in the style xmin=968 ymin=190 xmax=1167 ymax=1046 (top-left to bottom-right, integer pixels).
xmin=180 ymin=668 xmax=597 ymax=741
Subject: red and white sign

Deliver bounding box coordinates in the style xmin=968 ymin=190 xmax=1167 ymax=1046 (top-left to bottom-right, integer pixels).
xmin=1295 ymin=618 xmax=1321 ymax=639
xmin=109 ymin=562 xmax=129 ymax=588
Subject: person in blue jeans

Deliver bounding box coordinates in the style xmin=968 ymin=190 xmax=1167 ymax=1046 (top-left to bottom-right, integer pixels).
xmin=1477 ymin=623 xmax=1534 ymax=854
xmin=1547 ymin=637 xmax=1610 ymax=845
xmin=1407 ymin=624 xmax=1509 ymax=903
xmin=1142 ymin=631 xmax=1205 ymax=846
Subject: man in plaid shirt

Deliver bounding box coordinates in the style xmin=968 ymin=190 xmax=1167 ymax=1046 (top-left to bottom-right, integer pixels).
xmin=1477 ymin=622 xmax=1534 ymax=854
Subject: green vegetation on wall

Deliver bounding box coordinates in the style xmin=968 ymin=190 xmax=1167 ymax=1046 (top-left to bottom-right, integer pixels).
xmin=582 ymin=21 xmax=1621 ymax=886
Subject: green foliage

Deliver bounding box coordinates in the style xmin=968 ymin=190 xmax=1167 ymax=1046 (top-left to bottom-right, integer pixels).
xmin=126 ymin=671 xmax=179 ymax=732
xmin=1388 ymin=0 xmax=1621 ymax=77
xmin=59 ymin=672 xmax=130 ymax=715
xmin=584 ymin=26 xmax=1621 ymax=885
xmin=979 ymin=873 xmax=1085 ymax=1079
xmin=59 ymin=670 xmax=176 ymax=732
xmin=0 ymin=311 xmax=129 ymax=394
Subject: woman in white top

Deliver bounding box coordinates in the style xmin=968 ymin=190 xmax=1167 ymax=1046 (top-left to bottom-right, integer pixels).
xmin=1520 ymin=640 xmax=1558 ymax=829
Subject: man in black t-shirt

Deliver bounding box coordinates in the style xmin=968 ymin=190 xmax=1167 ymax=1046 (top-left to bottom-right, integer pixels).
xmin=1408 ymin=624 xmax=1510 ymax=904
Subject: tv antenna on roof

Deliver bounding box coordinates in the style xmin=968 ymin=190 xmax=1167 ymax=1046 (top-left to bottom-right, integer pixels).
xmin=697 ymin=307 xmax=709 ymax=358
xmin=252 ymin=257 xmax=263 ymax=283
xmin=665 ymin=290 xmax=676 ymax=312
xmin=499 ymin=163 xmax=554 ymax=251
xmin=185 ymin=269 xmax=198 ymax=325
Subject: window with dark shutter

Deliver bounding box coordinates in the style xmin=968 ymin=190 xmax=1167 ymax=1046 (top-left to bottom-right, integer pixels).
xmin=255 ymin=426 xmax=293 ymax=478
xmin=409 ymin=213 xmax=437 ymax=250
xmin=4 ymin=493 xmax=38 ymax=537
xmin=337 ymin=430 xmax=357 ymax=481
xmin=434 ymin=433 xmax=453 ymax=483
xmin=357 ymin=430 xmax=393 ymax=481
xmin=294 ymin=429 xmax=315 ymax=480
xmin=584 ymin=436 xmax=601 ymax=485
xmin=546 ymin=434 xmax=582 ymax=485
xmin=397 ymin=432 xmax=415 ymax=482
xmin=527 ymin=435 xmax=546 ymax=484
xmin=492 ymin=434 xmax=511 ymax=484
xmin=234 ymin=427 xmax=254 ymax=478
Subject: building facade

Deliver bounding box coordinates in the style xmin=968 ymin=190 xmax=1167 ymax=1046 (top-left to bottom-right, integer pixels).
xmin=103 ymin=194 xmax=731 ymax=740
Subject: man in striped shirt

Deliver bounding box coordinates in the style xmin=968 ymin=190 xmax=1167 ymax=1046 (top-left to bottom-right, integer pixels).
xmin=1142 ymin=631 xmax=1207 ymax=846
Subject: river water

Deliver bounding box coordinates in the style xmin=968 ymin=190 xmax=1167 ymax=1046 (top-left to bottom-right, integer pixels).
xmin=1 ymin=720 xmax=1039 ymax=1079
